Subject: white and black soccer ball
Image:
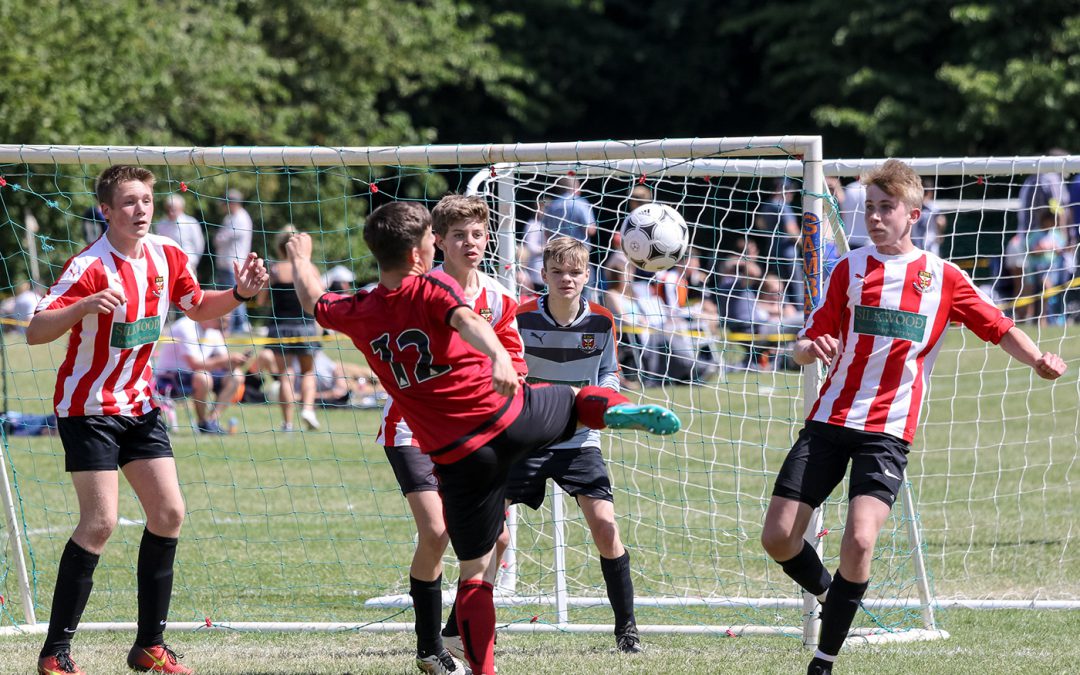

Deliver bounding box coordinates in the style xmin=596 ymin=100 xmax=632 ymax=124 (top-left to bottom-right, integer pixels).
xmin=620 ymin=203 xmax=690 ymax=272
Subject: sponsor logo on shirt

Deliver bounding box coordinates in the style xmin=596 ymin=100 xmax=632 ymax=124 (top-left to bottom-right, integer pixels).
xmin=853 ymin=305 xmax=926 ymax=342
xmin=110 ymin=316 xmax=161 ymax=349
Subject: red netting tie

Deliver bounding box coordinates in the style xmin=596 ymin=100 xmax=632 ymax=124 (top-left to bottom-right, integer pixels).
xmin=976 ymin=176 xmax=985 ymax=185
xmin=703 ymin=175 xmax=712 ymax=184
xmin=725 ymin=629 xmax=738 ymax=637
xmin=0 ymin=594 xmax=5 ymax=605
xmin=816 ymin=528 xmax=829 ymax=538
xmin=0 ymin=177 xmax=7 ymax=188
xmin=370 ymin=182 xmax=380 ymax=194
xmin=567 ymin=170 xmax=576 ymax=177
xmin=530 ymin=615 xmax=539 ymax=623
xmin=204 ymin=616 xmax=213 ymax=627
xmin=637 ymin=174 xmax=648 ymax=185
xmin=500 ymin=560 xmax=509 ymax=569
xmin=179 ymin=182 xmax=188 ymax=192
xmin=489 ymin=165 xmax=497 ymax=178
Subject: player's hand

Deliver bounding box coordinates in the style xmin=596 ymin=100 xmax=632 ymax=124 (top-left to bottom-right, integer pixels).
xmin=234 ymin=253 xmax=269 ymax=298
xmin=80 ymin=288 xmax=125 ymax=316
xmin=807 ymin=335 xmax=839 ymax=365
xmin=229 ymin=352 xmax=250 ymax=368
xmin=285 ymin=232 xmax=313 ymax=263
xmin=1034 ymin=351 xmax=1067 ymax=380
xmin=491 ymin=352 xmax=520 ymax=398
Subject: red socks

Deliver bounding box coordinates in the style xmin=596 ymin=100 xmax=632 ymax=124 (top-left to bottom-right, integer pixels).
xmin=456 ymin=580 xmax=496 ymax=675
xmin=574 ymin=386 xmax=629 ymax=430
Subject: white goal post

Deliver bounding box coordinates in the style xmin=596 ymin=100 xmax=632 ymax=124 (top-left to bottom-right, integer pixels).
xmin=3 ymin=141 xmax=1077 ymax=647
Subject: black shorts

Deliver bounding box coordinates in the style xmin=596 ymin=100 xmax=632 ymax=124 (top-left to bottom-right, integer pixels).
xmin=434 ymin=384 xmax=577 ymax=561
xmin=268 ymin=320 xmax=319 ymax=356
xmin=384 ymin=444 xmax=439 ymax=494
xmin=57 ymin=409 xmax=174 ymax=472
xmin=506 ymin=446 xmax=613 ymax=510
xmin=772 ymin=420 xmax=910 ymax=509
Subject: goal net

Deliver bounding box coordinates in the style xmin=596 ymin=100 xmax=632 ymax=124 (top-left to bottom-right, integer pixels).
xmin=0 ymin=142 xmax=1074 ymax=645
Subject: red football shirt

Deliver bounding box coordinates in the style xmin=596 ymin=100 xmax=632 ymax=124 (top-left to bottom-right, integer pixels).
xmin=315 ymin=270 xmax=523 ymax=464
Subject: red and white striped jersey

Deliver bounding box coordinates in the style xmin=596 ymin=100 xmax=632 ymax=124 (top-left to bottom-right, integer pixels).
xmin=800 ymin=247 xmax=1013 ymax=442
xmin=377 ymin=267 xmax=526 ymax=447
xmin=37 ymin=234 xmax=204 ymax=417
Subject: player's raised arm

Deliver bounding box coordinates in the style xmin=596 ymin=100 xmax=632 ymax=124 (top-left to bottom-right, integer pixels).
xmin=996 ymin=326 xmax=1067 ymax=380
xmin=285 ymin=232 xmax=325 ymax=315
xmin=186 ymin=252 xmax=268 ymax=321
xmin=449 ymin=307 xmax=520 ymax=398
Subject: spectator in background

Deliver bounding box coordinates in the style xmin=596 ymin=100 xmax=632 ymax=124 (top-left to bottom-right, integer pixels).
xmin=751 ymin=178 xmax=801 ymax=306
xmin=156 ymin=194 xmax=205 ymax=278
xmin=911 ymin=177 xmax=946 ymax=255
xmin=322 ymin=264 xmax=356 ymax=294
xmin=1021 ymin=211 xmax=1069 ymax=324
xmin=602 ymin=263 xmax=650 ymax=388
xmin=215 ymin=189 xmax=254 ymax=333
xmin=9 ymin=280 xmax=41 ymax=334
xmin=542 ymin=176 xmax=598 ymax=295
xmin=623 ymin=185 xmax=657 ymax=297
xmin=82 ymin=206 xmax=107 ymax=243
xmin=751 ymin=273 xmax=803 ymax=370
xmin=542 ymin=176 xmax=597 ymax=246
xmin=841 ymin=178 xmax=869 ymax=248
xmin=259 ymin=225 xmax=320 ymax=432
xmin=155 ymin=315 xmax=248 ymax=434
xmin=1016 ymin=149 xmax=1069 ymax=236
xmin=519 ymin=198 xmax=548 ymax=292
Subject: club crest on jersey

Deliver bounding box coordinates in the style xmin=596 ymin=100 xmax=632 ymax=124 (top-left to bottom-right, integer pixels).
xmin=579 ymin=333 xmax=596 ymax=352
xmin=478 ymin=307 xmax=494 ymax=323
xmin=152 ymin=275 xmax=165 ymax=297
xmin=913 ymin=270 xmax=933 ymax=293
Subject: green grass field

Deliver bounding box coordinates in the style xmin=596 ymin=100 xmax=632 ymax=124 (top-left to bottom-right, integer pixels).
xmin=1 ymin=325 xmax=1077 ymax=673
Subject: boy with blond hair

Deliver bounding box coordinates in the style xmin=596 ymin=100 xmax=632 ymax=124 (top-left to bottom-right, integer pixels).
xmin=760 ymin=159 xmax=1066 ymax=674
xmin=511 ymin=236 xmax=642 ymax=653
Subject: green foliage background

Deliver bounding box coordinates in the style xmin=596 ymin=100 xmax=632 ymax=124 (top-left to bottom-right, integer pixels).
xmin=1 ymin=0 xmax=1079 ymax=290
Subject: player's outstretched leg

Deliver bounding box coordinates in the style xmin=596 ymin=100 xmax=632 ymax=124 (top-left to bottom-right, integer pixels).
xmin=574 ymin=386 xmax=681 ymax=436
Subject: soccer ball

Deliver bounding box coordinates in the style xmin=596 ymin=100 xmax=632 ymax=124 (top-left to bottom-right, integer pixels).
xmin=620 ymin=203 xmax=690 ymax=272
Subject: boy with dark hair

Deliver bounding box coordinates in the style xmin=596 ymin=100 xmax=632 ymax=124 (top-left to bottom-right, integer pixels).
xmin=760 ymin=159 xmax=1067 ymax=675
xmin=511 ymin=236 xmax=642 ymax=653
xmin=380 ymin=194 xmax=526 ymax=674
xmin=28 ymin=164 xmax=268 ymax=675
xmin=287 ymin=201 xmax=679 ymax=675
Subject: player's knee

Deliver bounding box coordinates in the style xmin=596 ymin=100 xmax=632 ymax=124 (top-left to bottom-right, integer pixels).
xmin=841 ymin=528 xmax=877 ymax=563
xmin=77 ymin=516 xmax=117 ymax=548
xmin=417 ymin=523 xmax=449 ymax=552
xmin=590 ymin=518 xmax=621 ymax=554
xmin=150 ymin=500 xmax=186 ymax=535
xmin=760 ymin=524 xmax=798 ymax=560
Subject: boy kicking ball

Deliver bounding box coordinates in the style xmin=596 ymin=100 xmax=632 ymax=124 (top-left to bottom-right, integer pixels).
xmin=287 ymin=202 xmax=678 ymax=675
xmin=760 ymin=159 xmax=1066 ymax=674
xmin=379 ymin=195 xmax=527 ymax=674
